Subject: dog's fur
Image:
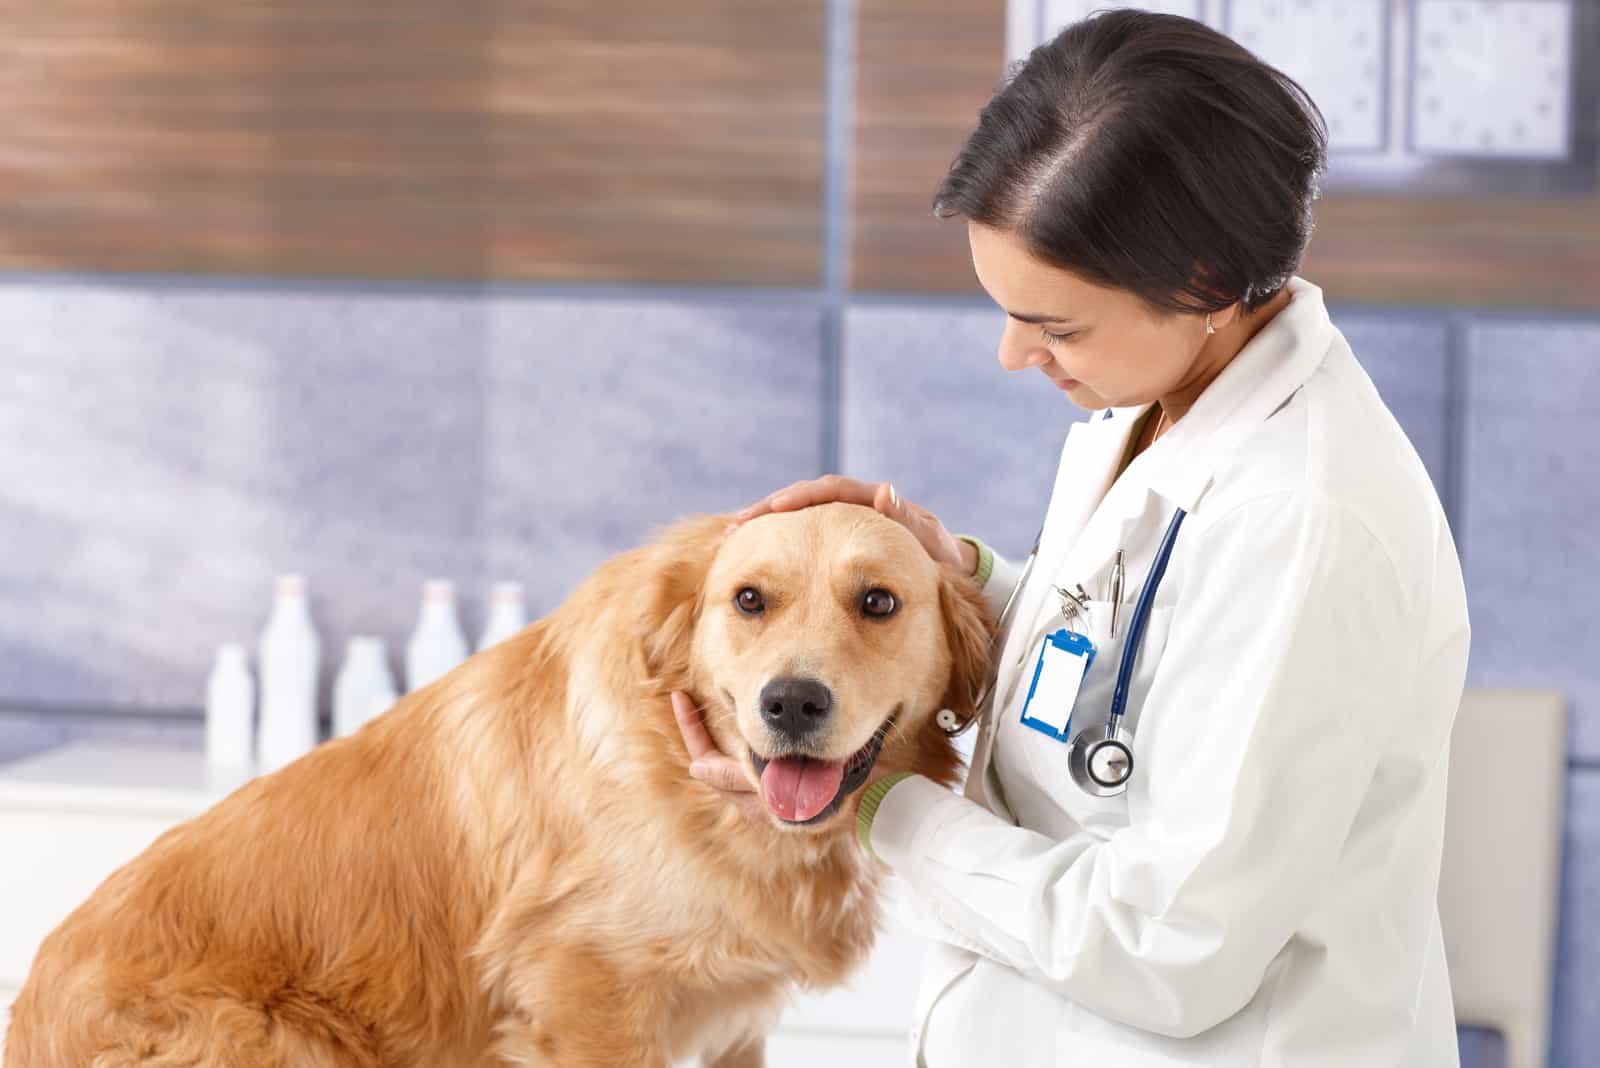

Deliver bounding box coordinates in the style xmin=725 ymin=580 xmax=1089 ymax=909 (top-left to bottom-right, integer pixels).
xmin=6 ymin=503 xmax=993 ymax=1067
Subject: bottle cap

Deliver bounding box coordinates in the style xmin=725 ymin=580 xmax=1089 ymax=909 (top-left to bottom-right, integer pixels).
xmin=273 ymin=574 xmax=307 ymax=598
xmin=491 ymin=581 xmax=526 ymax=604
xmin=422 ymin=579 xmax=456 ymax=602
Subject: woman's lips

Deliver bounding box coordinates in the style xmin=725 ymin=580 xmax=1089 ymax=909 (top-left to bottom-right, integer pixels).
xmin=1051 ymin=375 xmax=1080 ymax=391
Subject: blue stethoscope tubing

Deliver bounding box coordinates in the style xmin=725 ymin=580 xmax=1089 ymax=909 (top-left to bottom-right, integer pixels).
xmin=1104 ymin=506 xmax=1187 ymax=742
xmin=1062 ymin=504 xmax=1187 ymax=795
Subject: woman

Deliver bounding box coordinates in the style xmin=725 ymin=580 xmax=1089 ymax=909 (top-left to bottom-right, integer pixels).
xmin=674 ymin=11 xmax=1470 ymax=1066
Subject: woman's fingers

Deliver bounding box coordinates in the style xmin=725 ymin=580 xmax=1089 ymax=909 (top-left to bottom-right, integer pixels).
xmin=672 ymin=690 xmax=759 ymax=796
xmin=694 ymin=755 xmax=758 ymax=794
xmin=873 ymin=481 xmax=966 ymax=569
xmin=767 ymin=475 xmax=883 ymax=513
xmin=871 ymin=480 xmax=902 ymax=520
xmin=729 ymin=476 xmax=885 ymax=531
xmin=671 ymin=689 xmax=720 ymax=762
xmin=725 ymin=476 xmax=968 ymax=568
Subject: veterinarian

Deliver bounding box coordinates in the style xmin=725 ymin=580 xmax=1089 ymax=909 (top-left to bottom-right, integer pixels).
xmin=676 ymin=10 xmax=1470 ymax=1067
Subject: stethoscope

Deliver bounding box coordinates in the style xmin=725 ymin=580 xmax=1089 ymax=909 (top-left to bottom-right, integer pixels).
xmin=940 ymin=506 xmax=1187 ymax=797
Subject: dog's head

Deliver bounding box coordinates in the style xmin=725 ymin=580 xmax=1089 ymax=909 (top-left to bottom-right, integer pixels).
xmin=644 ymin=502 xmax=993 ymax=831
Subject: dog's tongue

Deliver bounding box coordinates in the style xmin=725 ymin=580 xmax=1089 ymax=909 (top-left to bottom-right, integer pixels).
xmin=760 ymin=756 xmax=846 ymax=822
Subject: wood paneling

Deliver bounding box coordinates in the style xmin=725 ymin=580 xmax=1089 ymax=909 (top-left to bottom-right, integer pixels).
xmin=850 ymin=0 xmax=1600 ymax=309
xmin=1303 ymin=195 xmax=1600 ymax=310
xmin=0 ymin=1 xmax=825 ymax=284
xmin=851 ymin=0 xmax=1003 ymax=293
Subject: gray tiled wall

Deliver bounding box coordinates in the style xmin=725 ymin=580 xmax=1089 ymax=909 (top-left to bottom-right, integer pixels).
xmin=1455 ymin=318 xmax=1600 ymax=1068
xmin=0 ymin=280 xmax=825 ymax=713
xmin=840 ymin=303 xmax=1087 ymax=558
xmin=1459 ymin=322 xmax=1600 ymax=761
xmin=2 ymin=277 xmax=1597 ymax=1065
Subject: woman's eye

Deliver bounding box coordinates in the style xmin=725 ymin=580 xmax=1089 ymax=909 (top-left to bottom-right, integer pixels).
xmin=735 ymin=587 xmax=765 ymax=615
xmin=1040 ymin=326 xmax=1077 ymax=345
xmin=861 ymin=588 xmax=898 ymax=618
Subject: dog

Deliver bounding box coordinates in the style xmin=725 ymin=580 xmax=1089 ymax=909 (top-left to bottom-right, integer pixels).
xmin=6 ymin=502 xmax=993 ymax=1067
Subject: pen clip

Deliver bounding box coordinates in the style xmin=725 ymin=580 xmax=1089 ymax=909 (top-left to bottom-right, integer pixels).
xmin=1108 ymin=550 xmax=1127 ymax=639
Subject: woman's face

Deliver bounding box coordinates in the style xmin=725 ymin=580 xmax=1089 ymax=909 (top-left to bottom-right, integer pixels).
xmin=967 ymin=222 xmax=1215 ymax=411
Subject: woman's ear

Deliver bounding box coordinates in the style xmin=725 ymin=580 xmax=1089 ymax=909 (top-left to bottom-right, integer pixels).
xmin=1208 ymin=302 xmax=1243 ymax=331
xmin=937 ymin=568 xmax=996 ymax=724
xmin=639 ymin=514 xmax=730 ymax=693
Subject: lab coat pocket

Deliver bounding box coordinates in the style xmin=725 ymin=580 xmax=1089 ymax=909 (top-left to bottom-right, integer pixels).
xmin=1015 ymin=599 xmax=1177 ymax=837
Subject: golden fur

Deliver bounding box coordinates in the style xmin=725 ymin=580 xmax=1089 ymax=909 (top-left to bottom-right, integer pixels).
xmin=6 ymin=503 xmax=993 ymax=1067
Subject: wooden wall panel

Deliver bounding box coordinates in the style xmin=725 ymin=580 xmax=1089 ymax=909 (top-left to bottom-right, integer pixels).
xmin=851 ymin=0 xmax=1003 ymax=293
xmin=1304 ymin=195 xmax=1600 ymax=310
xmin=850 ymin=0 xmax=1600 ymax=309
xmin=0 ymin=1 xmax=825 ymax=284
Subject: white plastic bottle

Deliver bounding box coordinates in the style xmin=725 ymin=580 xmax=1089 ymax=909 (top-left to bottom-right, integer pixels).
xmin=333 ymin=637 xmax=398 ymax=738
xmin=256 ymin=574 xmax=321 ymax=773
xmin=205 ymin=643 xmax=255 ymax=768
xmin=478 ymin=580 xmax=528 ymax=652
xmin=406 ymin=579 xmax=468 ymax=692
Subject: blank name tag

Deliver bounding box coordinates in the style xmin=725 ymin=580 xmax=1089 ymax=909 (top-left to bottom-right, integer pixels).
xmin=1019 ymin=629 xmax=1095 ymax=741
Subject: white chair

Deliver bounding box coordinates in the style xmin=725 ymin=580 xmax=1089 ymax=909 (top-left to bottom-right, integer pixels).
xmin=1439 ymin=690 xmax=1568 ymax=1068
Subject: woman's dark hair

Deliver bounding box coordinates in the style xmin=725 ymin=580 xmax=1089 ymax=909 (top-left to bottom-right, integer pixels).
xmin=934 ymin=9 xmax=1327 ymax=314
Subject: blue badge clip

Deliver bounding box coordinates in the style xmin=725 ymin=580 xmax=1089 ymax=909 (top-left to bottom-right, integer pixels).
xmin=1019 ymin=628 xmax=1096 ymax=742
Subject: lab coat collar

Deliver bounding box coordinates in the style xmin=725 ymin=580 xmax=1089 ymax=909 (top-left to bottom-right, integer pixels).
xmin=986 ymin=279 xmax=1332 ymax=629
xmin=1050 ymin=278 xmax=1333 ymax=590
xmin=1120 ymin=276 xmax=1333 ymax=513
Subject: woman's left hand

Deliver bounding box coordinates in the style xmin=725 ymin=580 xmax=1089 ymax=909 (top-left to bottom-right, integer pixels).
xmin=671 ymin=691 xmax=765 ymax=822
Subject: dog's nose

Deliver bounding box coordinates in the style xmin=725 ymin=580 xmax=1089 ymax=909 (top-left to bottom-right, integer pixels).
xmin=759 ymin=676 xmax=834 ymax=740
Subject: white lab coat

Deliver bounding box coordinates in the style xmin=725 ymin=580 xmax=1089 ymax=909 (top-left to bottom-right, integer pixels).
xmin=869 ymin=278 xmax=1471 ymax=1067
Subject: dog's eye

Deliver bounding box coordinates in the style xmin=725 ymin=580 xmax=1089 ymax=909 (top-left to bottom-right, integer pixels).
xmin=861 ymin=588 xmax=897 ymax=618
xmin=735 ymin=587 xmax=766 ymax=615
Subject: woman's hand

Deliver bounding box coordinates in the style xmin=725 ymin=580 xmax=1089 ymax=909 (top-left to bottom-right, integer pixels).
xmin=726 ymin=476 xmax=978 ymax=576
xmin=671 ymin=691 xmax=765 ymax=822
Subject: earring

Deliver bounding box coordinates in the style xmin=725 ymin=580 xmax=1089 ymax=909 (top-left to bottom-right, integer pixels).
xmin=1205 ymin=313 xmax=1216 ymax=336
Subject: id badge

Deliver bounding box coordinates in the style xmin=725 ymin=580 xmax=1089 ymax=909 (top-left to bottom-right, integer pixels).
xmin=1019 ymin=628 xmax=1095 ymax=741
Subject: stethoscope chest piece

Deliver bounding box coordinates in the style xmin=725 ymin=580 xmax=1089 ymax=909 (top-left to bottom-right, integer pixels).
xmin=1067 ymin=722 xmax=1135 ymax=797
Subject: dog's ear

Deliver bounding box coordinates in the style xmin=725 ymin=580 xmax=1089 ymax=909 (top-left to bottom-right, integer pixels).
xmin=937 ymin=567 xmax=996 ymax=724
xmin=639 ymin=513 xmax=730 ymax=693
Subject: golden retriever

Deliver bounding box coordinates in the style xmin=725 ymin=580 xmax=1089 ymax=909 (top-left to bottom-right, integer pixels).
xmin=6 ymin=502 xmax=992 ymax=1067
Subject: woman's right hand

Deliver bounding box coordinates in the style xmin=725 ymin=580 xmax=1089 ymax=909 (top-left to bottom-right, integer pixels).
xmin=726 ymin=476 xmax=978 ymax=577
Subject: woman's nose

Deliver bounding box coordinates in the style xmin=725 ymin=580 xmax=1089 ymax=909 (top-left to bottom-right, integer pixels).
xmin=997 ymin=320 xmax=1052 ymax=373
